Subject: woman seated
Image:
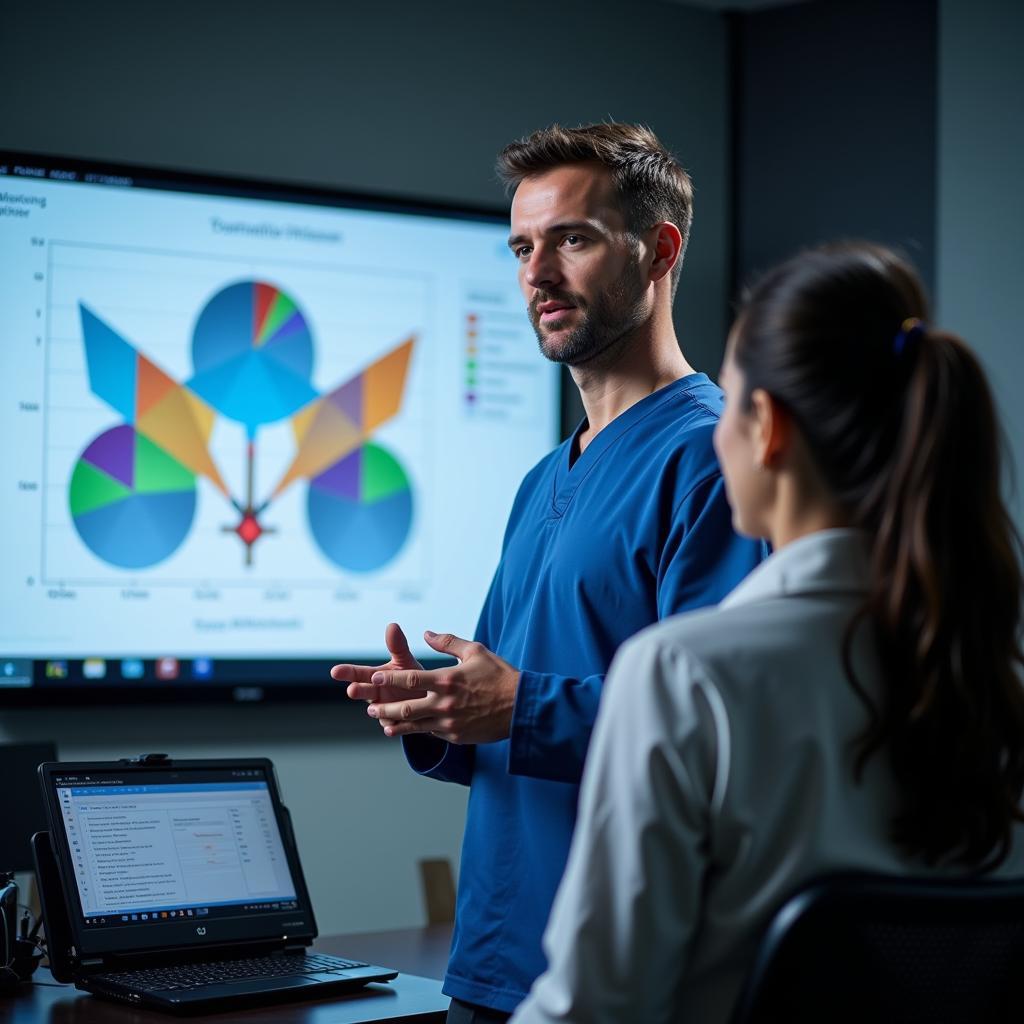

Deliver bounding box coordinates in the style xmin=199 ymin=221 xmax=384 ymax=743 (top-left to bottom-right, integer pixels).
xmin=510 ymin=241 xmax=1024 ymax=1024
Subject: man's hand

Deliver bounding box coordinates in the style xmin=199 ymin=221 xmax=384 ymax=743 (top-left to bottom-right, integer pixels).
xmin=331 ymin=622 xmax=427 ymax=705
xmin=369 ymin=630 xmax=520 ymax=745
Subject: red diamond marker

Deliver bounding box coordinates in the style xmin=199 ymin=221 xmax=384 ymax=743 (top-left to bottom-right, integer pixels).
xmin=223 ymin=509 xmax=275 ymax=565
xmin=236 ymin=513 xmax=262 ymax=546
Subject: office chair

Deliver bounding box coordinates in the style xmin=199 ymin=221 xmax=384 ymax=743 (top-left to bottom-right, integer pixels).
xmin=730 ymin=872 xmax=1024 ymax=1024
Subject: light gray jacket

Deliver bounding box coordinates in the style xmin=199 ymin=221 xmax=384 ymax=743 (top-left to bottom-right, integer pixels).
xmin=512 ymin=529 xmax=1024 ymax=1024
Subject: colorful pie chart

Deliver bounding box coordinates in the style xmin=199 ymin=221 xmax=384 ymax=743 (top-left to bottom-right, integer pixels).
xmin=69 ymin=424 xmax=196 ymax=569
xmin=307 ymin=442 xmax=413 ymax=572
xmin=188 ymin=280 xmax=318 ymax=434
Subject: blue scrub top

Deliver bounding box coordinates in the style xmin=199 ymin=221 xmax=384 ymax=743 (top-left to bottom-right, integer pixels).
xmin=405 ymin=374 xmax=766 ymax=1013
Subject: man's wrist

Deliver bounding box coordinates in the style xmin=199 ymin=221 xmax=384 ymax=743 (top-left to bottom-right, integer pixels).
xmin=507 ymin=668 xmax=541 ymax=771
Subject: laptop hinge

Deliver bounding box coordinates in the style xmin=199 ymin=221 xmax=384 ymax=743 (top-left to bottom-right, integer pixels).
xmin=84 ymin=937 xmax=291 ymax=973
xmin=283 ymin=943 xmax=306 ymax=954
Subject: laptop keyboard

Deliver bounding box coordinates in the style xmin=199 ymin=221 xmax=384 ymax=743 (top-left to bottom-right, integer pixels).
xmin=94 ymin=952 xmax=370 ymax=992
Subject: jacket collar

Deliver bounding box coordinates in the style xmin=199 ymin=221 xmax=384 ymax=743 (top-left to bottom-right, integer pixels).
xmin=720 ymin=528 xmax=870 ymax=609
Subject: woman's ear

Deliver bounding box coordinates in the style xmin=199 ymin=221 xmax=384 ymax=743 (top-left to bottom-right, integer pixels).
xmin=748 ymin=388 xmax=793 ymax=469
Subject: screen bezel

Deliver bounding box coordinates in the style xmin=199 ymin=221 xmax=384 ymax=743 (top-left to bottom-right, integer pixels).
xmin=39 ymin=757 xmax=318 ymax=962
xmin=0 ymin=149 xmax=568 ymax=706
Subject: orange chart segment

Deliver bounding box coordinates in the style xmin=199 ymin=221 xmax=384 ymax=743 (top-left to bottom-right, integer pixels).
xmin=364 ymin=337 xmax=415 ymax=432
xmin=136 ymin=352 xmax=178 ymax=417
xmin=271 ymin=334 xmax=416 ymax=498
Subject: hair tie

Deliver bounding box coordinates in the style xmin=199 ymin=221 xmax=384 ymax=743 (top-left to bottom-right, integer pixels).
xmin=894 ymin=317 xmax=925 ymax=356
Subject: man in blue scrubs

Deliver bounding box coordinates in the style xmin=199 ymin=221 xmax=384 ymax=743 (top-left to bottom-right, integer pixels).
xmin=333 ymin=123 xmax=764 ymax=1022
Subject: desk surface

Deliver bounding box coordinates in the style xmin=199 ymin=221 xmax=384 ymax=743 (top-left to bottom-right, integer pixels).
xmin=329 ymin=926 xmax=451 ymax=981
xmin=0 ymin=927 xmax=454 ymax=1024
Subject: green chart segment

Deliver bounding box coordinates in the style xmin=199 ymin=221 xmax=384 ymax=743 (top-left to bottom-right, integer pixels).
xmin=69 ymin=424 xmax=197 ymax=569
xmin=307 ymin=442 xmax=413 ymax=572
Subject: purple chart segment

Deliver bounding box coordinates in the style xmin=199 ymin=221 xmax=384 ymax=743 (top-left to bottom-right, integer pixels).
xmin=310 ymin=448 xmax=361 ymax=502
xmin=81 ymin=423 xmax=135 ymax=487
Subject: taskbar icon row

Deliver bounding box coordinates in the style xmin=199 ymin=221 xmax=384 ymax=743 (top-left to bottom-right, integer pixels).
xmin=85 ymin=900 xmax=300 ymax=927
xmin=37 ymin=656 xmax=215 ymax=683
xmin=85 ymin=907 xmax=210 ymax=927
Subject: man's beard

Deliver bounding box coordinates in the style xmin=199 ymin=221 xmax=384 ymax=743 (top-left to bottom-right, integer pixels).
xmin=529 ymin=261 xmax=648 ymax=368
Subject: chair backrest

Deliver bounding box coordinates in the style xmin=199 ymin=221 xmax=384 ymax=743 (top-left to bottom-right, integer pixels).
xmin=419 ymin=857 xmax=456 ymax=925
xmin=731 ymin=872 xmax=1024 ymax=1024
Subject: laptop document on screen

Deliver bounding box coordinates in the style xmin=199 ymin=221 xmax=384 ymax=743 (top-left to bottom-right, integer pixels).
xmin=59 ymin=777 xmax=297 ymax=923
xmin=37 ymin=757 xmax=397 ymax=1013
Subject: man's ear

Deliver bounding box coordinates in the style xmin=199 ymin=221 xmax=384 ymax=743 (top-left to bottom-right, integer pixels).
xmin=647 ymin=222 xmax=683 ymax=285
xmin=748 ymin=388 xmax=792 ymax=469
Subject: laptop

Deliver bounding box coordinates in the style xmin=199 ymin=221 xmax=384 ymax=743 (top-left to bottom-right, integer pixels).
xmin=35 ymin=755 xmax=397 ymax=1014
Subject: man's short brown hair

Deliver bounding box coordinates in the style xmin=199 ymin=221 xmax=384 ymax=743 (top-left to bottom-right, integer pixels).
xmin=496 ymin=122 xmax=694 ymax=295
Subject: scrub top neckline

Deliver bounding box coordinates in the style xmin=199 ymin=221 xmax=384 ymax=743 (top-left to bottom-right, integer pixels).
xmin=551 ymin=373 xmax=712 ymax=518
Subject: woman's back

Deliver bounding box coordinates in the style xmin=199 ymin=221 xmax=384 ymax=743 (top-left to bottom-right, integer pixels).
xmin=522 ymin=530 xmax=1024 ymax=1023
xmin=640 ymin=529 xmax=1024 ymax=1020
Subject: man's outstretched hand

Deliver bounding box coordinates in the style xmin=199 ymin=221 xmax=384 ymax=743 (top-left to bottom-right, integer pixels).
xmin=331 ymin=622 xmax=427 ymax=705
xmin=332 ymin=625 xmax=520 ymax=745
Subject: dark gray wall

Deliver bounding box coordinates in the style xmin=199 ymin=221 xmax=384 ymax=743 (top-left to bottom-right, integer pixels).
xmin=938 ymin=0 xmax=1024 ymax=530
xmin=3 ymin=0 xmax=731 ymax=376
xmin=0 ymin=0 xmax=732 ymax=933
xmin=732 ymin=0 xmax=1024 ymax=530
xmin=735 ymin=0 xmax=937 ymax=292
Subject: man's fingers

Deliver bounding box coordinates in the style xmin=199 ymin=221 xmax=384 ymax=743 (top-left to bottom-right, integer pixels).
xmin=346 ymin=681 xmax=381 ymax=702
xmin=377 ymin=718 xmax=464 ymax=742
xmin=385 ymin=622 xmax=414 ymax=663
xmin=348 ymin=682 xmax=429 ymax=703
xmin=377 ymin=717 xmax=444 ymax=739
xmin=423 ymin=630 xmax=476 ymax=660
xmin=331 ymin=663 xmax=381 ymax=684
xmin=369 ymin=696 xmax=435 ymax=723
xmin=371 ymin=668 xmax=437 ymax=691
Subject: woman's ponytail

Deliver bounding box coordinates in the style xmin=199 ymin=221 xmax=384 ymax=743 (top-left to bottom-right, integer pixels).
xmin=733 ymin=242 xmax=1024 ymax=870
xmin=853 ymin=327 xmax=1024 ymax=869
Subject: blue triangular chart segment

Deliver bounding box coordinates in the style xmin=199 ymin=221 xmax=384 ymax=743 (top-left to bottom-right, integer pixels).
xmin=188 ymin=349 xmax=317 ymax=434
xmin=80 ymin=304 xmax=138 ymax=422
xmin=191 ymin=281 xmax=255 ymax=374
xmin=260 ymin=314 xmax=314 ymax=379
xmin=186 ymin=350 xmax=249 ymax=416
xmin=73 ymin=490 xmax=195 ymax=569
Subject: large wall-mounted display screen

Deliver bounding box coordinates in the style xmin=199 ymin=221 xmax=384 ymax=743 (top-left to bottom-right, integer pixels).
xmin=0 ymin=153 xmax=559 ymax=702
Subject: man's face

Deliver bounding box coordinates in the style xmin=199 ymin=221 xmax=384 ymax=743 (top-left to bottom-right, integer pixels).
xmin=508 ymin=164 xmax=649 ymax=366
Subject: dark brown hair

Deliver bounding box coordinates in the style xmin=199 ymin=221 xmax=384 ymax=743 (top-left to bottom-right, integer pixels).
xmin=733 ymin=241 xmax=1024 ymax=870
xmin=496 ymin=122 xmax=694 ymax=296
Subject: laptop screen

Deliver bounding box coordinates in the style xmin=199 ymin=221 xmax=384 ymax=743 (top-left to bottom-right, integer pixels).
xmin=41 ymin=760 xmax=316 ymax=957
